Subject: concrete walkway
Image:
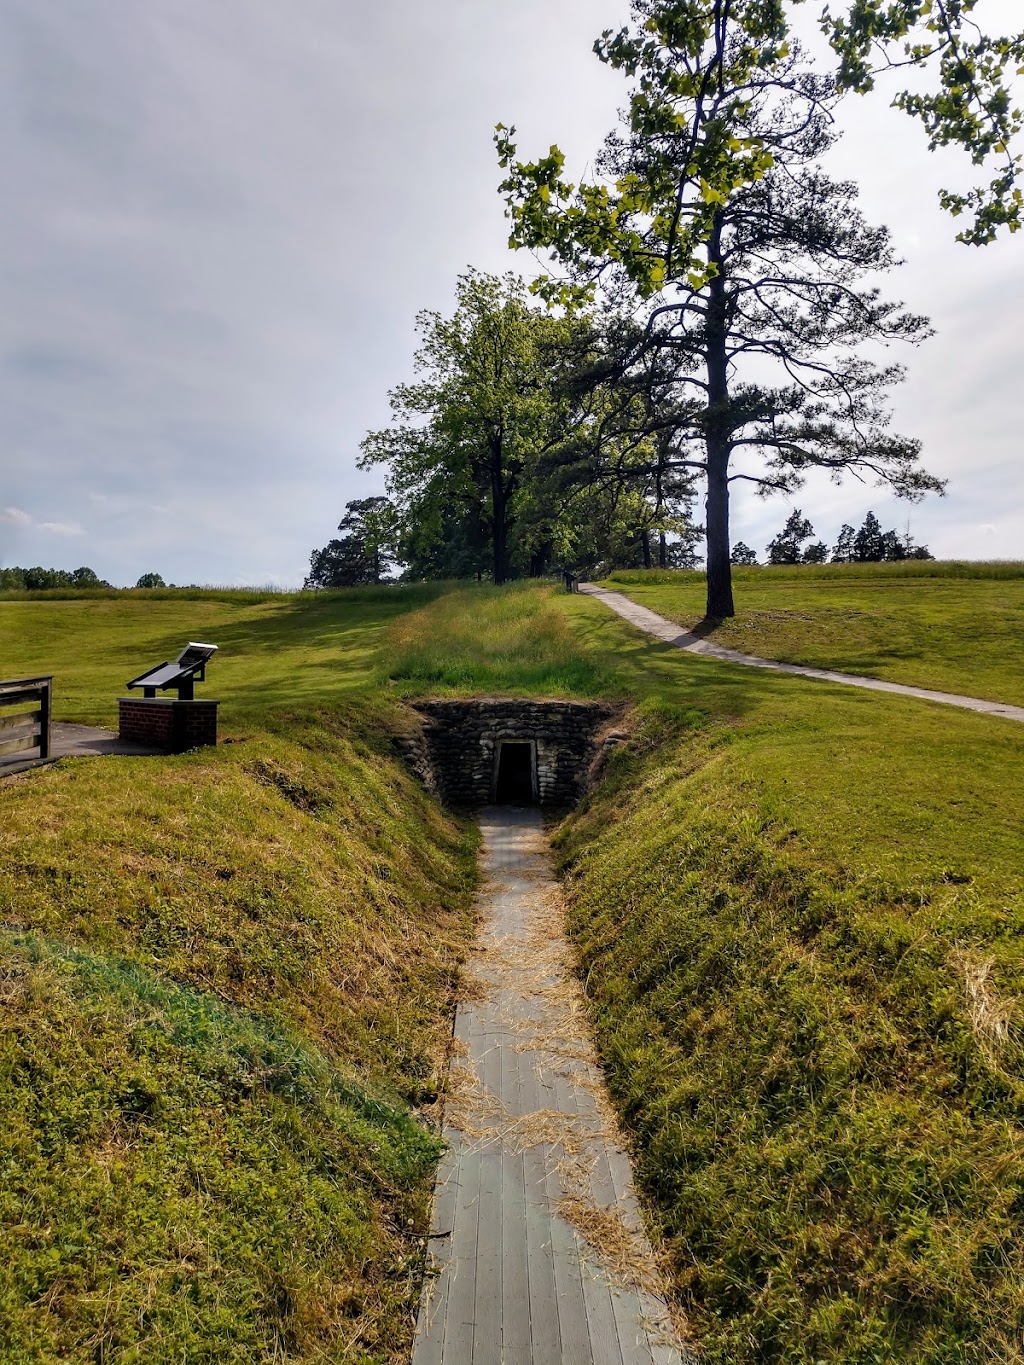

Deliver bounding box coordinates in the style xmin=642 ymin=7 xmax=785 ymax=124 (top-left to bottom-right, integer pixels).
xmin=0 ymin=724 xmax=161 ymax=778
xmin=413 ymin=808 xmax=688 ymax=1365
xmin=51 ymin=723 xmax=162 ymax=758
xmin=581 ymin=584 xmax=1024 ymax=725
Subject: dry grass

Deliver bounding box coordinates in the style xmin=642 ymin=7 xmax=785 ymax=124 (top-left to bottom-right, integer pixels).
xmin=952 ymin=949 xmax=1018 ymax=1063
xmin=557 ymin=1193 xmax=665 ymax=1297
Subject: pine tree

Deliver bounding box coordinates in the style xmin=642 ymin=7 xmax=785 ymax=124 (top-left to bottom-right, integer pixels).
xmin=766 ymin=511 xmax=816 ymax=566
xmin=853 ymin=512 xmax=885 ymax=562
xmin=831 ymin=525 xmax=856 ymax=562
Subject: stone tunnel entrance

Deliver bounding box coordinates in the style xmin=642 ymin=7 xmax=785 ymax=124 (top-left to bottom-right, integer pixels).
xmin=403 ymin=699 xmax=619 ymax=809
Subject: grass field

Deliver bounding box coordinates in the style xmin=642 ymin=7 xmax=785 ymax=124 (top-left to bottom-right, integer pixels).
xmin=602 ymin=561 xmax=1024 ymax=707
xmin=0 ymin=584 xmax=447 ymax=728
xmin=3 ymin=572 xmax=1024 ymax=1361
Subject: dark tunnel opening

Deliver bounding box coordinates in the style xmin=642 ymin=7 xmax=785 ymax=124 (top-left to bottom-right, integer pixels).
xmin=494 ymin=741 xmax=536 ymax=805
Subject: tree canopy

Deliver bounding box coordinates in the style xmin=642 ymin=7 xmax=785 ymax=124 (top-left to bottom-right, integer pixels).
xmin=305 ymin=497 xmax=398 ymax=588
xmin=498 ymin=0 xmax=1023 ymax=296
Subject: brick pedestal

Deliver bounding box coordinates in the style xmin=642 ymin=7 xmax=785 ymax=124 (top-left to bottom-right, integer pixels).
xmin=119 ymin=698 xmax=219 ymax=753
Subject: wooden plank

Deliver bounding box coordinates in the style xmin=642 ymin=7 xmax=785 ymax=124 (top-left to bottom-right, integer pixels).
xmin=0 ymin=756 xmax=56 ymax=778
xmin=0 ymin=676 xmax=52 ymax=696
xmin=472 ymin=1147 xmax=503 ymax=1364
xmin=0 ymin=732 xmax=40 ymax=759
xmin=439 ymin=1121 xmax=482 ymax=1363
xmin=0 ymin=708 xmax=41 ymax=732
xmin=0 ymin=689 xmax=44 ymax=710
xmin=471 ymin=995 xmax=504 ymax=1364
xmin=520 ymin=1052 xmax=563 ymax=1365
xmin=500 ymin=1020 xmax=532 ymax=1362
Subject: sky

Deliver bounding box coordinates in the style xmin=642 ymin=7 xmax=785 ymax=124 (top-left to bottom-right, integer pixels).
xmin=0 ymin=0 xmax=1021 ymax=586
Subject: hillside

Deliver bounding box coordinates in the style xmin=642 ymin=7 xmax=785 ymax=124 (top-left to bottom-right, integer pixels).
xmin=0 ymin=588 xmax=477 ymax=1362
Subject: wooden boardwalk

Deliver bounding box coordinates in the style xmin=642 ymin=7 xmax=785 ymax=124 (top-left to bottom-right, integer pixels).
xmin=412 ymin=808 xmax=688 ymax=1365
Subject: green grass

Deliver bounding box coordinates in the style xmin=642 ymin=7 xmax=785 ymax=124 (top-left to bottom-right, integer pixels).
xmin=0 ymin=590 xmax=478 ymax=1362
xmin=378 ymin=580 xmax=623 ymax=697
xmin=5 ymin=576 xmax=1024 ymax=1360
xmin=0 ymin=934 xmax=440 ymax=1363
xmin=388 ymin=580 xmax=1024 ymax=1362
xmin=0 ymin=583 xmax=448 ymax=728
xmin=602 ymin=562 xmax=1024 ymax=707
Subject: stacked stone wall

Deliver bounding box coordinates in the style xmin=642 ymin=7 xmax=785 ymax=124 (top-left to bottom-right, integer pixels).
xmin=407 ymin=698 xmax=618 ymax=808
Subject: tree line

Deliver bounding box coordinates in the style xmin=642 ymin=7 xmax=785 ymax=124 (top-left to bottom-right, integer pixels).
xmin=307 ymin=0 xmax=1020 ymax=614
xmin=730 ymin=510 xmax=934 ymax=567
xmin=0 ymin=567 xmax=166 ymax=591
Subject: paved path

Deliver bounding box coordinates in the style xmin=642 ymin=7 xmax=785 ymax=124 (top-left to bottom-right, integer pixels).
xmin=413 ymin=808 xmax=688 ymax=1365
xmin=51 ymin=723 xmax=162 ymax=758
xmin=0 ymin=723 xmax=161 ymax=778
xmin=581 ymin=584 xmax=1024 ymax=725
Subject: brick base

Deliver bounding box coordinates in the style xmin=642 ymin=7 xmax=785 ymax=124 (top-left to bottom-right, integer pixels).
xmin=119 ymin=698 xmax=219 ymax=753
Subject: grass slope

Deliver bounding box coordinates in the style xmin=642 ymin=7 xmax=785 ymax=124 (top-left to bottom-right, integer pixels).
xmin=602 ymin=562 xmax=1024 ymax=707
xmin=0 ymin=589 xmax=477 ymax=1362
xmin=390 ymin=582 xmax=1024 ymax=1363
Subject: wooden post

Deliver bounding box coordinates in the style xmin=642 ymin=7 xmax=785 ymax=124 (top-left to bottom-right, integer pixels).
xmin=38 ymin=677 xmax=51 ymax=760
xmin=0 ymin=676 xmax=54 ymax=769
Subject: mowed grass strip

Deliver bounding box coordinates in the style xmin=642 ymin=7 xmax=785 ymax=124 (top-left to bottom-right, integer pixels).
xmin=391 ymin=581 xmax=1024 ymax=1362
xmin=0 ymin=590 xmax=478 ymax=1361
xmin=601 ymin=561 xmax=1024 ymax=707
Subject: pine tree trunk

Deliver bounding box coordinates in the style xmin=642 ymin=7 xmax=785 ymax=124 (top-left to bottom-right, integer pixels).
xmin=703 ymin=215 xmax=735 ymax=619
xmin=705 ymin=443 xmax=734 ymax=617
xmin=641 ymin=529 xmax=652 ymax=569
xmin=658 ymin=532 xmax=668 ymax=569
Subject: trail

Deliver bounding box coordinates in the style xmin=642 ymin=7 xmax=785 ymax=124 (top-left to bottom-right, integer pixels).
xmin=581 ymin=583 xmax=1024 ymax=724
xmin=412 ymin=807 xmax=687 ymax=1365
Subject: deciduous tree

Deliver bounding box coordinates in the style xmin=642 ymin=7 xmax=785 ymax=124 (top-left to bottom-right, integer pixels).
xmin=359 ymin=271 xmax=586 ymax=585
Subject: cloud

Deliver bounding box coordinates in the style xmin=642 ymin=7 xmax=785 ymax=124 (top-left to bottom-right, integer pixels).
xmin=37 ymin=520 xmax=84 ymax=535
xmin=0 ymin=0 xmax=1020 ymax=583
xmin=0 ymin=506 xmax=84 ymax=536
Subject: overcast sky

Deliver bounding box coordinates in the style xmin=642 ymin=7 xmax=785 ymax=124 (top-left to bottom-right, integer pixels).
xmin=1 ymin=0 xmax=1021 ymax=586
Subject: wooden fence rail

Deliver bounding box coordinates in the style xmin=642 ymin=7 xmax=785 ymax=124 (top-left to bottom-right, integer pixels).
xmin=0 ymin=676 xmax=52 ymax=767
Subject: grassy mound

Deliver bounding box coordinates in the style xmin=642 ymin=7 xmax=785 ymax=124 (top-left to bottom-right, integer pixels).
xmin=378 ymin=580 xmax=619 ymax=696
xmin=602 ymin=562 xmax=1024 ymax=706
xmin=0 ymin=935 xmax=439 ymax=1363
xmin=558 ymin=705 xmax=1024 ymax=1362
xmin=0 ymin=588 xmax=479 ymax=1362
